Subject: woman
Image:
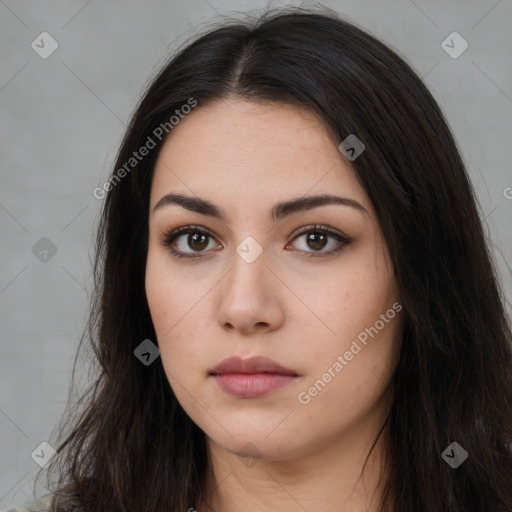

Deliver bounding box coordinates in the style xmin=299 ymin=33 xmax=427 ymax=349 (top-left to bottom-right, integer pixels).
xmin=12 ymin=6 xmax=512 ymax=512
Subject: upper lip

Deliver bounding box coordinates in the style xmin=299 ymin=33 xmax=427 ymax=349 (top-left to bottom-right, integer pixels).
xmin=210 ymin=356 xmax=298 ymax=376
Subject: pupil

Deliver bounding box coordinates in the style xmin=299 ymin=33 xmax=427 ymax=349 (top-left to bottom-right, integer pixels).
xmin=308 ymin=233 xmax=327 ymax=250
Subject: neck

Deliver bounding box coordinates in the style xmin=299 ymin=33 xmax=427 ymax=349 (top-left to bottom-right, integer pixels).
xmin=197 ymin=415 xmax=392 ymax=512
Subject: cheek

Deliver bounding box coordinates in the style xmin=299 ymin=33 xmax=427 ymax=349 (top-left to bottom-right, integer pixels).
xmin=145 ymin=249 xmax=223 ymax=398
xmin=296 ymin=308 xmax=401 ymax=437
xmin=294 ymin=251 xmax=401 ymax=404
xmin=145 ymin=251 xmax=197 ymax=370
xmin=297 ymin=258 xmax=396 ymax=355
xmin=145 ymin=245 xmax=199 ymax=335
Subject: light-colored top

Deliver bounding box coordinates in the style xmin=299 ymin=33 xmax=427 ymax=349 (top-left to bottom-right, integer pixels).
xmin=4 ymin=494 xmax=52 ymax=512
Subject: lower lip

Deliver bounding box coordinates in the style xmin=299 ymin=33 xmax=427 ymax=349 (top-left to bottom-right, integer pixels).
xmin=212 ymin=373 xmax=297 ymax=398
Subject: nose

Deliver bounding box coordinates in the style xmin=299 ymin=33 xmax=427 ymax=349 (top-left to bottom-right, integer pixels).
xmin=216 ymin=246 xmax=285 ymax=336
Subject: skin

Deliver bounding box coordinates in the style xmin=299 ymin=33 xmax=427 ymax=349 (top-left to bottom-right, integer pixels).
xmin=145 ymin=97 xmax=404 ymax=511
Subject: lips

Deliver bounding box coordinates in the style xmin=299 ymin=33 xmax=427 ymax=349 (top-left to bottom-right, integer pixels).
xmin=210 ymin=355 xmax=298 ymax=376
xmin=210 ymin=356 xmax=299 ymax=398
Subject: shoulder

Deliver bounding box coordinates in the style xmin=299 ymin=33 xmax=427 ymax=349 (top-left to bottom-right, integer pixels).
xmin=4 ymin=494 xmax=52 ymax=512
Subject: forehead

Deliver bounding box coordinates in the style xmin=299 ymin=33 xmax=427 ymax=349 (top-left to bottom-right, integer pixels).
xmin=149 ymin=98 xmax=371 ymax=218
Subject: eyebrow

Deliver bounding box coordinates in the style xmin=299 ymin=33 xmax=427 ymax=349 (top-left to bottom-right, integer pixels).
xmin=153 ymin=193 xmax=368 ymax=221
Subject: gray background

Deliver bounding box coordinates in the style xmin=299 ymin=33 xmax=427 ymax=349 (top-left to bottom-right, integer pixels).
xmin=1 ymin=0 xmax=511 ymax=508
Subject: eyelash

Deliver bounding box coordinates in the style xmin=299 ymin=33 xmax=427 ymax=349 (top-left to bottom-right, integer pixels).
xmin=161 ymin=224 xmax=351 ymax=260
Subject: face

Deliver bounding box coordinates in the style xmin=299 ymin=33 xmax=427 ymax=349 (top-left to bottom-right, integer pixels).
xmin=145 ymin=97 xmax=403 ymax=462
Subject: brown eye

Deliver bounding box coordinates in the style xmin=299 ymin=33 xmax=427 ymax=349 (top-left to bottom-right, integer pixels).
xmin=162 ymin=224 xmax=350 ymax=260
xmin=288 ymin=225 xmax=351 ymax=257
xmin=304 ymin=232 xmax=328 ymax=251
xmin=162 ymin=225 xmax=220 ymax=259
xmin=187 ymin=232 xmax=209 ymax=251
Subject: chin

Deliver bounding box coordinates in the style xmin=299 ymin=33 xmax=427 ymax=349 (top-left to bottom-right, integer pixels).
xmin=205 ymin=423 xmax=306 ymax=463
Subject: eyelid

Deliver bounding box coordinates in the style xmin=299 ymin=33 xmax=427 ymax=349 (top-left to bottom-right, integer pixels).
xmin=289 ymin=224 xmax=349 ymax=242
xmin=161 ymin=224 xmax=211 ymax=240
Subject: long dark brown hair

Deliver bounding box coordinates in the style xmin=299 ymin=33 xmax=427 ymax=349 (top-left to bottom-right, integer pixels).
xmin=36 ymin=6 xmax=512 ymax=511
